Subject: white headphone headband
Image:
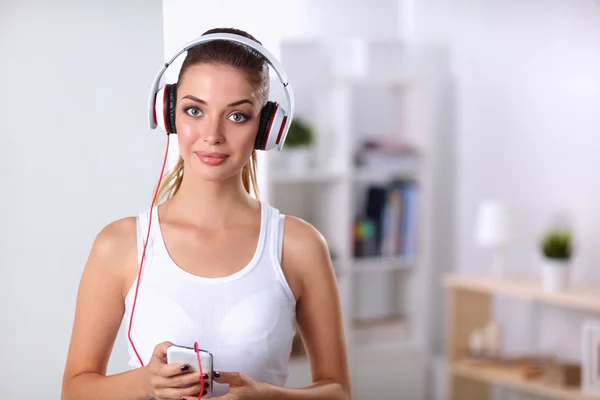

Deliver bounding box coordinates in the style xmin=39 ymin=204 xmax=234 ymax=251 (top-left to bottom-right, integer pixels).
xmin=148 ymin=32 xmax=295 ymax=151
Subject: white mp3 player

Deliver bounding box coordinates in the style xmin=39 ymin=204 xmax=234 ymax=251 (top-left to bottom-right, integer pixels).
xmin=167 ymin=344 xmax=214 ymax=397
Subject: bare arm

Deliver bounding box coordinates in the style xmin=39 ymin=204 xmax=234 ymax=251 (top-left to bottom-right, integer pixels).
xmin=265 ymin=217 xmax=351 ymax=400
xmin=61 ymin=218 xmax=150 ymax=400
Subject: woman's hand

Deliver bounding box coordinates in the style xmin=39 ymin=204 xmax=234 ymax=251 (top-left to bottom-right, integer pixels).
xmin=211 ymin=371 xmax=270 ymax=400
xmin=142 ymin=341 xmax=210 ymax=400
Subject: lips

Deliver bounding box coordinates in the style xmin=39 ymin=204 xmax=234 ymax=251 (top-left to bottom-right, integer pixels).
xmin=195 ymin=151 xmax=229 ymax=166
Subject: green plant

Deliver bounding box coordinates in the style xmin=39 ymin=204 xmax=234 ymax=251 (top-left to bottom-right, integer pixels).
xmin=285 ymin=118 xmax=314 ymax=148
xmin=541 ymin=229 xmax=573 ymax=260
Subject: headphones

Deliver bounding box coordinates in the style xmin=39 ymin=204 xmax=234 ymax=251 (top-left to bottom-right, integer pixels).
xmin=148 ymin=32 xmax=295 ymax=152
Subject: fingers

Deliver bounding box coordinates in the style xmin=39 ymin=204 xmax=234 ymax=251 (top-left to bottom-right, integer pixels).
xmin=158 ymin=382 xmax=208 ymax=399
xmin=202 ymin=395 xmax=234 ymax=400
xmin=149 ymin=356 xmax=189 ymax=378
xmin=154 ymin=371 xmax=210 ymax=388
xmin=152 ymin=341 xmax=174 ymax=360
xmin=152 ymin=373 xmax=210 ymax=399
xmin=213 ymin=371 xmax=246 ymax=386
xmin=160 ymin=360 xmax=196 ymax=378
xmin=179 ymin=393 xmax=212 ymax=400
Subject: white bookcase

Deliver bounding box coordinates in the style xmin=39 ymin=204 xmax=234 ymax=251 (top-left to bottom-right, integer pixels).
xmin=260 ymin=38 xmax=449 ymax=390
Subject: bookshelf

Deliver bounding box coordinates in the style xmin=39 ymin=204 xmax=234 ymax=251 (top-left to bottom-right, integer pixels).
xmin=260 ymin=38 xmax=449 ymax=395
xmin=441 ymin=274 xmax=600 ymax=400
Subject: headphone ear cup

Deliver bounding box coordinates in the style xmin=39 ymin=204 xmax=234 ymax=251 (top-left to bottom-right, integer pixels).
xmin=255 ymin=101 xmax=277 ymax=150
xmin=154 ymin=84 xmax=177 ymax=134
xmin=165 ymin=84 xmax=177 ymax=134
xmin=264 ymin=105 xmax=287 ymax=151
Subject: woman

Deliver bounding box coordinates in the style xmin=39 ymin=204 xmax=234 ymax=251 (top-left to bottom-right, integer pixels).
xmin=61 ymin=27 xmax=351 ymax=400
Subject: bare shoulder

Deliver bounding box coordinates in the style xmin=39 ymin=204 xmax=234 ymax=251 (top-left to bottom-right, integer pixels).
xmin=62 ymin=216 xmax=140 ymax=385
xmin=91 ymin=216 xmax=137 ymax=262
xmin=283 ymin=215 xmax=329 ymax=253
xmin=280 ymin=215 xmax=334 ymax=300
xmin=87 ymin=216 xmax=138 ymax=298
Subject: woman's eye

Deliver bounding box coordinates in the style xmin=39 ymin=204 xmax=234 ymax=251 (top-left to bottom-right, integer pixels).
xmin=229 ymin=113 xmax=248 ymax=123
xmin=185 ymin=107 xmax=202 ymax=117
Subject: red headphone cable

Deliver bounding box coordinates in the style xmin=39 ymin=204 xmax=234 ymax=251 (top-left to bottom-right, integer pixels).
xmin=126 ymin=134 xmax=206 ymax=399
xmin=195 ymin=341 xmax=206 ymax=398
xmin=127 ymin=134 xmax=171 ymax=367
xmin=127 ymin=135 xmax=204 ymax=399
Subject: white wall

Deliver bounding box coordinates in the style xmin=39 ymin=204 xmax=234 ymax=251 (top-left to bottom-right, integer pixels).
xmin=414 ymin=0 xmax=600 ymax=368
xmin=162 ymin=0 xmax=402 ymax=59
xmin=0 ymin=1 xmax=164 ymax=397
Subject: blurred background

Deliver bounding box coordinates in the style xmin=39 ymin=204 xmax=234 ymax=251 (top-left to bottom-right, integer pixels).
xmin=2 ymin=0 xmax=600 ymax=399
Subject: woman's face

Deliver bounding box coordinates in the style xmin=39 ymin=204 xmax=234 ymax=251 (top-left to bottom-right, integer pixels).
xmin=175 ymin=63 xmax=261 ymax=183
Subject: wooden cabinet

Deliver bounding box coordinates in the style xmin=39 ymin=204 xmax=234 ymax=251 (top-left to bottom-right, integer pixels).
xmin=442 ymin=274 xmax=600 ymax=400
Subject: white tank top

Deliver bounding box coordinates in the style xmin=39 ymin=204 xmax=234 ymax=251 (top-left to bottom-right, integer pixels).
xmin=123 ymin=202 xmax=297 ymax=396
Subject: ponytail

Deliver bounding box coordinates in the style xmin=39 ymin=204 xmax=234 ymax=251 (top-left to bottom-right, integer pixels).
xmin=156 ymin=157 xmax=184 ymax=203
xmin=242 ymin=150 xmax=260 ymax=198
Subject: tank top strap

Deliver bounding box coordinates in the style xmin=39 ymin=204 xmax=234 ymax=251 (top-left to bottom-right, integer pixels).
xmin=266 ymin=205 xmax=280 ymax=261
xmin=135 ymin=208 xmax=148 ymax=265
xmin=135 ymin=206 xmax=159 ymax=282
xmin=277 ymin=212 xmax=285 ymax=263
xmin=266 ymin=205 xmax=294 ymax=302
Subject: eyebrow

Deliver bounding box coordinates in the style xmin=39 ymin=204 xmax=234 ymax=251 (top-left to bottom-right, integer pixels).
xmin=181 ymin=95 xmax=254 ymax=107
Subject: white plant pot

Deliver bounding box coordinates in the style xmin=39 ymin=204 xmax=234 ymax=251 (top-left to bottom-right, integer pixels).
xmin=283 ymin=147 xmax=313 ymax=172
xmin=541 ymin=258 xmax=570 ymax=291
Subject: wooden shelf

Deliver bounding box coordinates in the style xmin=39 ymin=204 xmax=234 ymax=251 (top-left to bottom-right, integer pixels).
xmin=442 ymin=274 xmax=600 ymax=312
xmin=352 ymin=255 xmax=414 ymax=274
xmin=269 ymin=165 xmax=419 ymax=184
xmin=452 ymin=360 xmax=600 ymax=400
xmin=442 ymin=273 xmax=600 ymax=399
xmin=352 ymin=165 xmax=419 ymax=183
xmin=352 ymin=315 xmax=408 ymax=346
xmin=269 ymin=169 xmax=345 ymax=184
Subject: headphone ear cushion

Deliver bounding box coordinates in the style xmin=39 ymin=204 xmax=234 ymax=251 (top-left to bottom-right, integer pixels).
xmin=165 ymin=84 xmax=177 ymax=134
xmin=255 ymin=101 xmax=277 ymax=150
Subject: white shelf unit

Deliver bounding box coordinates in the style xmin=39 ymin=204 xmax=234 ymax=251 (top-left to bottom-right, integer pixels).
xmin=263 ymin=38 xmax=449 ymax=395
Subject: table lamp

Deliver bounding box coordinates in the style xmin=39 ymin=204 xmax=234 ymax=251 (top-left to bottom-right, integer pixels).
xmin=475 ymin=200 xmax=513 ymax=276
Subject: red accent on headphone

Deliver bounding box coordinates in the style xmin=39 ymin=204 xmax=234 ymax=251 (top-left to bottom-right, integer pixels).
xmin=275 ymin=115 xmax=288 ymax=145
xmin=126 ymin=135 xmax=205 ymax=399
xmin=262 ymin=104 xmax=278 ymax=150
xmin=152 ymin=93 xmax=158 ymax=127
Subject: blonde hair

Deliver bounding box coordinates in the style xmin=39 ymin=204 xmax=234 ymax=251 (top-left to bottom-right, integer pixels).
xmin=156 ymin=27 xmax=269 ymax=203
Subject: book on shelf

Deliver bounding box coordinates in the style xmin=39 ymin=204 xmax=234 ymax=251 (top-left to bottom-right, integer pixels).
xmin=353 ymin=180 xmax=420 ymax=259
xmin=355 ymin=136 xmax=421 ymax=171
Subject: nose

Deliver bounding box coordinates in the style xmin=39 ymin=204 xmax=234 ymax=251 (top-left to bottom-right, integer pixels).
xmin=201 ymin=115 xmax=225 ymax=145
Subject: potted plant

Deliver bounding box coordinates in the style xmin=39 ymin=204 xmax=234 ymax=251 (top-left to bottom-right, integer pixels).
xmin=282 ymin=117 xmax=315 ymax=171
xmin=540 ymin=229 xmax=573 ymax=291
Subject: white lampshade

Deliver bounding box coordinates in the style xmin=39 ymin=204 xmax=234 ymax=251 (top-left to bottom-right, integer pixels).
xmin=475 ymin=200 xmax=512 ymax=247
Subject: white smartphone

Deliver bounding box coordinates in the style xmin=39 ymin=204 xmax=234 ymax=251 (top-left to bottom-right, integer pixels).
xmin=166 ymin=344 xmax=214 ymax=397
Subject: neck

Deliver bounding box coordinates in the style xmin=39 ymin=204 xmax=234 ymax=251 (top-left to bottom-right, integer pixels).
xmin=162 ymin=170 xmax=258 ymax=228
